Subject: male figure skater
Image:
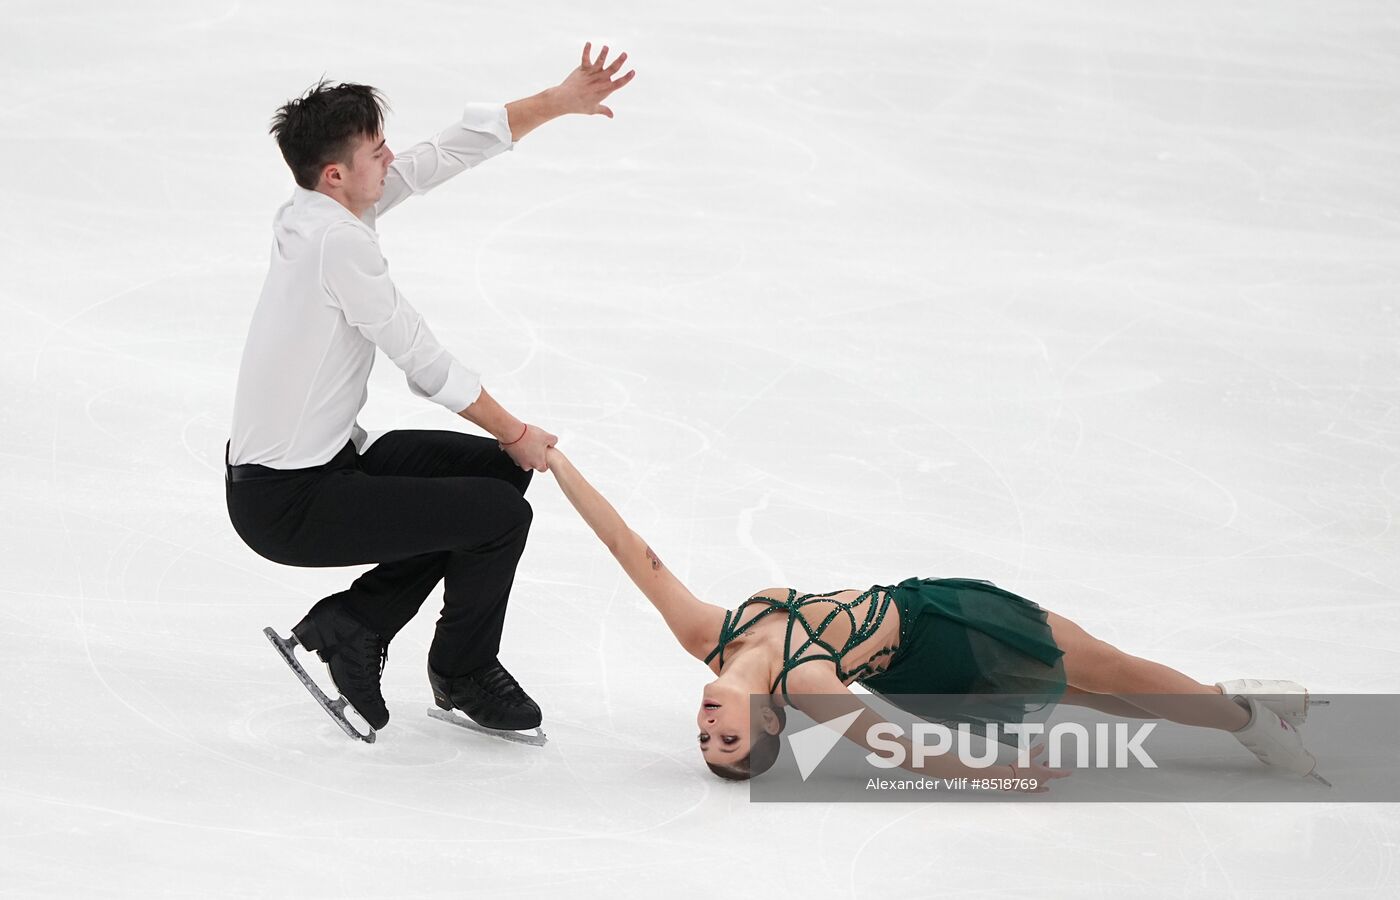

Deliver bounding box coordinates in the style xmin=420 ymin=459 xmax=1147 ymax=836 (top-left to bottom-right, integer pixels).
xmin=226 ymin=44 xmax=635 ymax=742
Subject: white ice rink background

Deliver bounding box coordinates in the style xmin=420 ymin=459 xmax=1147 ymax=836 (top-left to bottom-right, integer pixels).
xmin=4 ymin=1 xmax=1399 ymax=896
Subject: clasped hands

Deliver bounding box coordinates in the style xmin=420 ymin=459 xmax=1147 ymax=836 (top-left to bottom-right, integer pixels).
xmin=500 ymin=424 xmax=558 ymax=473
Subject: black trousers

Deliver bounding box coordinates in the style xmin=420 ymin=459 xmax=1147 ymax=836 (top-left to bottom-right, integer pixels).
xmin=225 ymin=430 xmax=532 ymax=677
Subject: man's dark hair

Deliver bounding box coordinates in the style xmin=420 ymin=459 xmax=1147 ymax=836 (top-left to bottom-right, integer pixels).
xmin=269 ymin=80 xmax=389 ymax=190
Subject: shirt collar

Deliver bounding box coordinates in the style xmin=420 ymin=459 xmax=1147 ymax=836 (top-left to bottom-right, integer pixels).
xmin=288 ymin=186 xmax=378 ymax=232
xmin=291 ymin=186 xmax=364 ymax=221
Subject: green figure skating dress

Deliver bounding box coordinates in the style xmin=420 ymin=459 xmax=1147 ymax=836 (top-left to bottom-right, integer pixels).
xmin=706 ymin=577 xmax=1067 ymax=727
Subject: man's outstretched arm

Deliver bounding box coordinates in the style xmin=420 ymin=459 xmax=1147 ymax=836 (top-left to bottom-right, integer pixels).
xmin=370 ymin=104 xmax=514 ymax=221
xmin=372 ymin=42 xmax=635 ymax=221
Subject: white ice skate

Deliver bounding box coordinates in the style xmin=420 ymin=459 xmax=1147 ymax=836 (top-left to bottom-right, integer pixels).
xmin=1216 ymin=678 xmax=1327 ymax=729
xmin=1231 ymin=697 xmax=1329 ymax=786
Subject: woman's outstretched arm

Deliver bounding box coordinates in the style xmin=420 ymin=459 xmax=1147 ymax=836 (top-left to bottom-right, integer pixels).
xmin=546 ymin=446 xmax=727 ymax=661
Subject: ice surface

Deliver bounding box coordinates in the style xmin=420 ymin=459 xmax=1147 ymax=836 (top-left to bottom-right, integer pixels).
xmin=3 ymin=0 xmax=1399 ymax=896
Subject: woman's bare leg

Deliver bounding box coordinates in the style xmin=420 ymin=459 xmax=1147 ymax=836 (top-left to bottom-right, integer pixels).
xmin=1060 ymin=685 xmax=1160 ymax=718
xmin=1046 ymin=612 xmax=1248 ymax=731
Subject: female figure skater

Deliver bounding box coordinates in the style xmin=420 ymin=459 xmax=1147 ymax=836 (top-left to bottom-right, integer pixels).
xmin=544 ymin=447 xmax=1321 ymax=789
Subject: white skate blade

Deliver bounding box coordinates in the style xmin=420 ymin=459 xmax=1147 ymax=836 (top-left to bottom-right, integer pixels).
xmin=427 ymin=706 xmax=547 ymax=747
xmin=264 ymin=627 xmax=376 ymax=743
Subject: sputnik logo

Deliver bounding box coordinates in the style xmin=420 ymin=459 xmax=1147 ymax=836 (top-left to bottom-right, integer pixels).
xmin=787 ymin=710 xmax=862 ymax=781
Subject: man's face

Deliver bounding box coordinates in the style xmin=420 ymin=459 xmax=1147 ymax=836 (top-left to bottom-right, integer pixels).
xmin=323 ymin=131 xmax=393 ymax=213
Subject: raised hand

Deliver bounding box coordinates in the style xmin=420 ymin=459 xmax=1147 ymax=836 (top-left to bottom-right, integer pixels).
xmin=553 ymin=42 xmax=636 ymax=118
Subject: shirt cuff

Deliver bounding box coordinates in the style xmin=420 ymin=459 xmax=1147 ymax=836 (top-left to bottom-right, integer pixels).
xmin=429 ymin=362 xmax=483 ymax=413
xmin=462 ymin=102 xmax=514 ymax=153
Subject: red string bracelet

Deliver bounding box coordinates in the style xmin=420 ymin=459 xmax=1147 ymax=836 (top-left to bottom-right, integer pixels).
xmin=500 ymin=423 xmax=529 ymax=446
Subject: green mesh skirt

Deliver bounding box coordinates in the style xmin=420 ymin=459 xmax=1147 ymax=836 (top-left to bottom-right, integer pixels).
xmin=859 ymin=577 xmax=1067 ymax=728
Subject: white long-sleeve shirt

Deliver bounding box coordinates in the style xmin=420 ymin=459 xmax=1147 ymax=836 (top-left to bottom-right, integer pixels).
xmin=228 ymin=103 xmax=513 ymax=468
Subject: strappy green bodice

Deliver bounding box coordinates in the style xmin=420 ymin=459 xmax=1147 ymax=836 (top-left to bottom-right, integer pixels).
xmin=703 ymin=586 xmax=899 ymax=701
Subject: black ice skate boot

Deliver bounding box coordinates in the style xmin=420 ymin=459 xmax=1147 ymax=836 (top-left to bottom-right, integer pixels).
xmin=427 ymin=660 xmax=546 ymax=746
xmin=290 ymin=600 xmax=391 ymax=731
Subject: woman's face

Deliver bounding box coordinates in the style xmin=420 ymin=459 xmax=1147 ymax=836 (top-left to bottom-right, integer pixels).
xmin=697 ymin=684 xmax=752 ymax=763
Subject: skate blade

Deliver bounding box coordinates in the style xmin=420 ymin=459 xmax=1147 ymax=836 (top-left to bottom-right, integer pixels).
xmin=426 ymin=707 xmax=547 ymax=747
xmin=263 ymin=627 xmax=376 ymax=744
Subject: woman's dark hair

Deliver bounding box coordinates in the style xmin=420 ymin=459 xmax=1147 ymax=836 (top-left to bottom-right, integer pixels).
xmin=269 ymin=80 xmax=389 ymax=190
xmin=706 ymin=704 xmax=786 ymax=781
